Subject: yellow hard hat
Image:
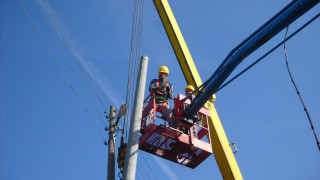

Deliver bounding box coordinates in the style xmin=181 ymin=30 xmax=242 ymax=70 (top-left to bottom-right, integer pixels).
xmin=158 ymin=66 xmax=169 ymax=75
xmin=185 ymin=85 xmax=195 ymax=91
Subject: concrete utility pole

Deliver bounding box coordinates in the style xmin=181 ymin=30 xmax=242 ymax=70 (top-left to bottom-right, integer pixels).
xmin=123 ymin=56 xmax=149 ymax=180
xmin=108 ymin=106 xmax=116 ymax=180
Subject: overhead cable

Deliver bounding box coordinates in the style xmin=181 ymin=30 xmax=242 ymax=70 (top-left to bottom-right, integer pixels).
xmin=124 ymin=0 xmax=145 ymax=142
xmin=42 ymin=0 xmax=108 ymax=112
xmin=137 ymin=157 xmax=152 ymax=180
xmin=140 ymin=153 xmax=159 ymax=180
xmin=284 ymin=26 xmax=320 ymax=152
xmin=51 ymin=0 xmax=111 ymax=111
xmin=33 ymin=0 xmax=107 ymax=127
xmin=123 ymin=0 xmax=139 ymax=138
xmin=213 ymin=0 xmax=298 ymax=75
xmin=19 ymin=0 xmax=107 ymax=143
xmin=216 ymin=13 xmax=320 ymax=92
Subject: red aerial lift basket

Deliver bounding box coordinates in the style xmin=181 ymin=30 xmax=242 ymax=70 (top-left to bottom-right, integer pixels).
xmin=139 ymin=93 xmax=213 ymax=169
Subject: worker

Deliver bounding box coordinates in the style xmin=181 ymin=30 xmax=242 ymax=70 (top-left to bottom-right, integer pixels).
xmin=143 ymin=66 xmax=175 ymax=131
xmin=183 ymin=85 xmax=198 ymax=138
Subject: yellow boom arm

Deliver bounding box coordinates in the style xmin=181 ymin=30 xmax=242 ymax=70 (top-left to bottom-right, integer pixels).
xmin=153 ymin=0 xmax=243 ymax=179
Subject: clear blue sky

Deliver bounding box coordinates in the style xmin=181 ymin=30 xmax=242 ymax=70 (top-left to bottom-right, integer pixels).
xmin=1 ymin=0 xmax=319 ymax=180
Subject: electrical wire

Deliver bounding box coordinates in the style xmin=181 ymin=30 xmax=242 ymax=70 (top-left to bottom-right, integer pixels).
xmin=123 ymin=0 xmax=139 ymax=139
xmin=135 ymin=173 xmax=142 ymax=180
xmin=126 ymin=0 xmax=140 ymax=141
xmin=213 ymin=0 xmax=298 ymax=76
xmin=128 ymin=0 xmax=145 ymax=141
xmin=123 ymin=0 xmax=145 ymax=142
xmin=216 ymin=13 xmax=320 ymax=92
xmin=140 ymin=153 xmax=158 ymax=180
xmin=137 ymin=158 xmax=152 ymax=180
xmin=131 ymin=0 xmax=144 ymax=138
xmin=283 ymin=26 xmax=320 ymax=152
xmin=130 ymin=0 xmax=145 ymax=135
xmin=136 ymin=0 xmax=145 ymax=68
xmin=42 ymin=0 xmax=108 ymax=112
xmin=136 ymin=163 xmax=148 ymax=180
xmin=19 ymin=0 xmax=107 ymax=143
xmin=50 ymin=0 xmax=111 ymax=112
xmin=33 ymin=0 xmax=107 ymax=128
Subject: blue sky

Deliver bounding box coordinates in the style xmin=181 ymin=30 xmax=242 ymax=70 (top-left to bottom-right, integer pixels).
xmin=1 ymin=0 xmax=319 ymax=180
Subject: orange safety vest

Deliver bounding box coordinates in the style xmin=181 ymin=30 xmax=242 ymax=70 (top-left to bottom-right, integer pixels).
xmin=155 ymin=79 xmax=169 ymax=112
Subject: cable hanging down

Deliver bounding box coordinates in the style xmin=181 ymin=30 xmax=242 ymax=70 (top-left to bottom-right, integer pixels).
xmin=283 ymin=26 xmax=320 ymax=152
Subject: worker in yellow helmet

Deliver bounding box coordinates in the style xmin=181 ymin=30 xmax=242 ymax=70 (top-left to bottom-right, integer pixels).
xmin=185 ymin=85 xmax=195 ymax=94
xmin=143 ymin=66 xmax=175 ymax=131
xmin=183 ymin=85 xmax=198 ymax=138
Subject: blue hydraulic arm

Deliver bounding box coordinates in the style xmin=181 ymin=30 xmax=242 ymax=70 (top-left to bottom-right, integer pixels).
xmin=186 ymin=0 xmax=319 ymax=118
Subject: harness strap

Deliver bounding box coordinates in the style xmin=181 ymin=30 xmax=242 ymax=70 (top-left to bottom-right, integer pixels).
xmin=156 ymin=79 xmax=169 ymax=87
xmin=155 ymin=101 xmax=168 ymax=112
xmin=150 ymin=96 xmax=166 ymax=100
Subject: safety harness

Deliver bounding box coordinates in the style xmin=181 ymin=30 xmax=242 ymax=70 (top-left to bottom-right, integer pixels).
xmin=152 ymin=79 xmax=169 ymax=112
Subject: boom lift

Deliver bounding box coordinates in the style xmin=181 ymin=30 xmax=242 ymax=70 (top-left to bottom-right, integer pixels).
xmin=138 ymin=0 xmax=319 ymax=179
xmin=139 ymin=92 xmax=213 ymax=168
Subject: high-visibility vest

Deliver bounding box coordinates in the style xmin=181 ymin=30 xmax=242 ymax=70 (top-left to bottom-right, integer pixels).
xmin=152 ymin=79 xmax=170 ymax=112
xmin=151 ymin=79 xmax=169 ymax=100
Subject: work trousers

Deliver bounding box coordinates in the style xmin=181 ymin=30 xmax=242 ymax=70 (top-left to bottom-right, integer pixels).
xmin=180 ymin=123 xmax=199 ymax=138
xmin=192 ymin=124 xmax=198 ymax=138
xmin=144 ymin=102 xmax=176 ymax=129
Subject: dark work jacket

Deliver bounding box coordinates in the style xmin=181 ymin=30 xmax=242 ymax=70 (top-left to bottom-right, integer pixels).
xmin=185 ymin=94 xmax=196 ymax=110
xmin=149 ymin=79 xmax=173 ymax=103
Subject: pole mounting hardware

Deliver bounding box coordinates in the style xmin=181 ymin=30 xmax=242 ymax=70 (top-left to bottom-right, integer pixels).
xmin=229 ymin=142 xmax=238 ymax=154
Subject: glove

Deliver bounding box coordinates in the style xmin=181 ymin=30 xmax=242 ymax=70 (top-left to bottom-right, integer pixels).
xmin=155 ymin=81 xmax=167 ymax=90
xmin=158 ymin=83 xmax=167 ymax=89
xmin=166 ymin=85 xmax=170 ymax=92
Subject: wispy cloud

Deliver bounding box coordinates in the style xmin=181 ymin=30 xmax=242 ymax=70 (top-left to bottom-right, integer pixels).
xmin=38 ymin=0 xmax=124 ymax=107
xmin=152 ymin=156 xmax=179 ymax=180
xmin=89 ymin=65 xmax=124 ymax=107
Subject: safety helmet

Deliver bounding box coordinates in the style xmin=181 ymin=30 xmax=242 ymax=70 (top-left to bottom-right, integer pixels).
xmin=185 ymin=85 xmax=195 ymax=91
xmin=158 ymin=66 xmax=169 ymax=75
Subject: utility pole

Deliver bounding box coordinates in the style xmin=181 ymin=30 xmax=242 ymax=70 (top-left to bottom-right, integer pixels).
xmin=123 ymin=56 xmax=149 ymax=180
xmin=108 ymin=106 xmax=116 ymax=180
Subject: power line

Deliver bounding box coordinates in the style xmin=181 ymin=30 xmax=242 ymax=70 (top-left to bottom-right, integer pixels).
xmin=123 ymin=0 xmax=138 ymax=139
xmin=33 ymin=0 xmax=107 ymax=128
xmin=212 ymin=0 xmax=298 ymax=77
xmin=137 ymin=158 xmax=152 ymax=180
xmin=217 ymin=13 xmax=320 ymax=92
xmin=135 ymin=173 xmax=142 ymax=180
xmin=136 ymin=0 xmax=145 ymax=76
xmin=19 ymin=0 xmax=107 ymax=143
xmin=283 ymin=26 xmax=320 ymax=152
xmin=128 ymin=0 xmax=141 ymax=140
xmin=130 ymin=0 xmax=145 ymax=136
xmin=42 ymin=0 xmax=108 ymax=112
xmin=124 ymin=0 xmax=145 ymax=142
xmin=136 ymin=163 xmax=148 ymax=180
xmin=140 ymin=153 xmax=158 ymax=180
xmin=50 ymin=0 xmax=111 ymax=110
